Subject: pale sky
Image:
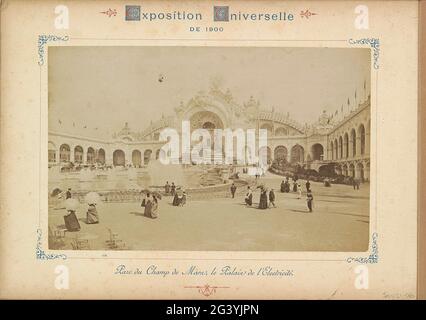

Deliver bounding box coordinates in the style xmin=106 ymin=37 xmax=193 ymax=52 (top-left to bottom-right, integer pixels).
xmin=48 ymin=46 xmax=371 ymax=139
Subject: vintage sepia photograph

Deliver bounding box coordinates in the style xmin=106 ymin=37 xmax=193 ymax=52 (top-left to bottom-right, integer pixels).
xmin=47 ymin=46 xmax=371 ymax=251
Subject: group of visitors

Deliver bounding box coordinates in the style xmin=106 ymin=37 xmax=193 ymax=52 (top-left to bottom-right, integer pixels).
xmin=165 ymin=181 xmax=187 ymax=206
xmin=63 ymin=188 xmax=100 ymax=232
xmin=141 ymin=193 xmax=159 ymax=219
xmin=172 ymin=191 xmax=187 ymax=207
xmin=243 ymin=186 xmax=277 ymax=210
xmin=238 ymin=178 xmax=314 ymax=212
xmin=164 ymin=181 xmax=176 ymax=195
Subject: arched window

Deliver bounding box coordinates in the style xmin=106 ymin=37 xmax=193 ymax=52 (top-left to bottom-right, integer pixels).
xmin=344 ymin=133 xmax=349 ymax=158
xmin=351 ymin=129 xmax=357 ymax=157
xmin=358 ymin=124 xmax=366 ymax=155
xmin=356 ymin=162 xmax=365 ymax=181
xmin=113 ymin=149 xmax=125 ymax=166
xmin=87 ymin=147 xmax=95 ymax=164
xmin=48 ymin=142 xmax=56 ymax=163
xmin=290 ymin=145 xmax=304 ymax=163
xmin=349 ymin=163 xmax=355 ymax=178
xmin=334 ymin=139 xmax=338 ymax=160
xmin=144 ymin=149 xmax=152 ymax=165
xmin=274 ymin=145 xmax=288 ymax=161
xmin=74 ymin=146 xmax=83 ymax=163
xmin=59 ymin=144 xmax=70 ymax=162
xmin=132 ymin=150 xmax=141 ymax=167
xmin=311 ymin=144 xmax=324 ymax=161
xmin=97 ymin=148 xmax=105 ymax=164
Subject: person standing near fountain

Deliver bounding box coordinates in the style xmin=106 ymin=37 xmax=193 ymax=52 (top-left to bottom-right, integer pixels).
xmin=170 ymin=182 xmax=176 ymax=196
xmin=66 ymin=188 xmax=72 ymax=199
xmin=230 ymin=183 xmax=237 ymax=198
xmin=165 ymin=181 xmax=170 ymax=195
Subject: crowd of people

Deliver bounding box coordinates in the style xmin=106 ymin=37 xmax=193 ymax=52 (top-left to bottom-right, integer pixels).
xmin=240 ymin=176 xmax=314 ymax=213
xmin=59 ymin=172 xmax=349 ymax=233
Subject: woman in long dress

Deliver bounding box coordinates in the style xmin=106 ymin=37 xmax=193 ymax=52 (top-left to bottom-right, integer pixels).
xmin=297 ymin=184 xmax=302 ymax=199
xmin=172 ymin=192 xmax=180 ymax=206
xmin=245 ymin=187 xmax=253 ymax=207
xmin=258 ymin=188 xmax=268 ymax=209
xmin=280 ymin=180 xmax=286 ymax=193
xmin=64 ymin=209 xmax=81 ymax=232
xmin=306 ymin=191 xmax=314 ymax=212
xmin=151 ymin=196 xmax=159 ymax=219
xmin=180 ymin=192 xmax=187 ymax=207
xmin=86 ymin=203 xmax=99 ymax=224
xmin=293 ymin=180 xmax=298 ymax=192
xmin=143 ymin=194 xmax=153 ymax=218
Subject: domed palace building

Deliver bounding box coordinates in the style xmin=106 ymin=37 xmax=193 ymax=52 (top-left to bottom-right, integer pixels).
xmin=48 ymin=86 xmax=370 ymax=181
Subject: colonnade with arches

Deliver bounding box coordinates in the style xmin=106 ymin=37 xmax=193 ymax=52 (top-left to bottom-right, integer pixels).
xmin=334 ymin=160 xmax=370 ymax=181
xmin=48 ymin=142 xmax=163 ymax=167
xmin=328 ymin=122 xmax=370 ymax=161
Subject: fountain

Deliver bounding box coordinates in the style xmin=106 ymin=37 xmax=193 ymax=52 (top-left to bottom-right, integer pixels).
xmin=144 ymin=159 xmax=186 ymax=187
xmin=48 ymin=160 xmax=244 ymax=204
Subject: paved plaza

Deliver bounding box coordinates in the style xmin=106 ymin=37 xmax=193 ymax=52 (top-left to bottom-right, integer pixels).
xmin=49 ymin=173 xmax=370 ymax=252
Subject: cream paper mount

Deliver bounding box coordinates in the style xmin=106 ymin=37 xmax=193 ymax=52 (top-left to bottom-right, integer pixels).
xmin=0 ymin=0 xmax=418 ymax=300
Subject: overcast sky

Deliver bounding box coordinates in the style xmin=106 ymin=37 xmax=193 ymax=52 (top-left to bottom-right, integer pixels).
xmin=48 ymin=46 xmax=371 ymax=139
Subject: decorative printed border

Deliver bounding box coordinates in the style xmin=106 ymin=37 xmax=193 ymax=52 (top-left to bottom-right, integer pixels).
xmin=300 ymin=9 xmax=318 ymax=19
xmin=37 ymin=34 xmax=69 ymax=261
xmin=184 ymin=284 xmax=230 ymax=297
xmin=36 ymin=229 xmax=67 ymax=260
xmin=346 ymin=232 xmax=378 ymax=264
xmin=100 ymin=8 xmax=117 ymax=17
xmin=38 ymin=34 xmax=69 ymax=66
xmin=349 ymin=38 xmax=380 ymax=69
xmin=37 ymin=37 xmax=377 ymax=265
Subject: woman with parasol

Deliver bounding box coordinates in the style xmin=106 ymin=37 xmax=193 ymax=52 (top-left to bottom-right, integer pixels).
xmin=63 ymin=198 xmax=81 ymax=232
xmin=142 ymin=192 xmax=153 ymax=217
xmin=179 ymin=191 xmax=187 ymax=207
xmin=151 ymin=195 xmax=159 ymax=218
xmin=172 ymin=191 xmax=180 ymax=206
xmin=85 ymin=192 xmax=100 ymax=224
xmin=141 ymin=190 xmax=162 ymax=218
